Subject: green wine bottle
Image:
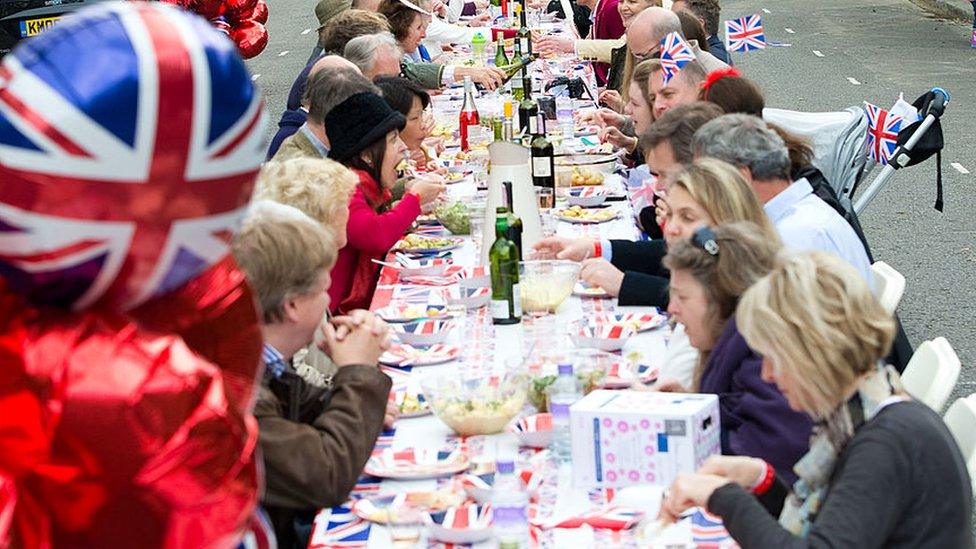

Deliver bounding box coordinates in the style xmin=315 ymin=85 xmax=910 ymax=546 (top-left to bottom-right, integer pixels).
xmin=493 ymin=32 xmax=509 ymax=67
xmin=502 ymin=181 xmax=523 ymax=258
xmin=490 ymin=207 xmax=521 ymax=325
xmin=511 ymin=10 xmax=525 ymax=101
xmin=517 ymin=0 xmax=532 ymax=56
xmin=518 ymin=72 xmax=538 ymax=137
xmin=531 ymin=132 xmax=554 ymax=192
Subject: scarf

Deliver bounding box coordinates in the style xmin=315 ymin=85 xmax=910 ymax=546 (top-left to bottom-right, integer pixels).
xmin=339 ymin=169 xmax=392 ymax=313
xmin=779 ymin=364 xmax=906 ymax=536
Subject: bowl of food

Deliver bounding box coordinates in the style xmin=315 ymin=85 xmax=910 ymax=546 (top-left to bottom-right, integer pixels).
xmin=420 ymin=368 xmax=527 ymax=436
xmin=393 ymin=319 xmax=455 ymax=347
xmin=566 ymin=186 xmax=608 ymax=207
xmin=525 ymin=349 xmax=628 ymax=411
xmin=434 ymin=202 xmax=471 ymax=235
xmin=554 ymin=153 xmax=616 ymax=187
xmin=519 ymin=260 xmax=580 ymax=314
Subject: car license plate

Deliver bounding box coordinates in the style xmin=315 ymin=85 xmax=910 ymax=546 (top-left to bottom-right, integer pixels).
xmin=19 ymin=16 xmax=60 ymax=38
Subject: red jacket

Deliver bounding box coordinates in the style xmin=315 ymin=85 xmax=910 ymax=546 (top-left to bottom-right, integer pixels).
xmin=591 ymin=0 xmax=625 ymax=85
xmin=329 ymin=169 xmax=421 ymax=313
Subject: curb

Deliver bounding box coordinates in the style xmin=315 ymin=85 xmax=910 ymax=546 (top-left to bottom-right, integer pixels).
xmin=908 ymin=0 xmax=972 ymax=22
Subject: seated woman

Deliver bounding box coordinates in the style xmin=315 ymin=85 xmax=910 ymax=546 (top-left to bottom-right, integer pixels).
xmin=325 ymin=92 xmax=445 ymax=313
xmin=662 ymin=252 xmax=973 ymax=547
xmin=379 ymin=0 xmax=505 ymax=90
xmin=661 ymin=222 xmax=810 ymax=483
xmin=595 ymin=59 xmax=658 ymax=163
xmin=373 ymin=76 xmax=443 ymax=171
xmin=533 ymin=157 xmax=772 ymax=307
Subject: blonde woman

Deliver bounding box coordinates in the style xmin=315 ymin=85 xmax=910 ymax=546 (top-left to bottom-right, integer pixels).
xmin=255 ymin=158 xmax=358 ymax=248
xmin=662 ymin=252 xmax=972 ymax=547
xmin=660 ymin=222 xmax=810 ymax=483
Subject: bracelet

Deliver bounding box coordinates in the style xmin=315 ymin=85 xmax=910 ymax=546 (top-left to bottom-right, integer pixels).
xmin=751 ymin=461 xmax=776 ymax=495
xmin=591 ymin=240 xmax=602 ymax=259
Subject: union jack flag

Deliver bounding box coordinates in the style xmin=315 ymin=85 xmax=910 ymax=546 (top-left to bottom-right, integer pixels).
xmin=724 ymin=14 xmax=766 ymax=53
xmin=0 ymin=2 xmax=265 ymax=311
xmin=865 ymin=102 xmax=903 ymax=165
xmin=308 ymin=506 xmax=371 ymax=548
xmin=659 ymin=32 xmax=696 ymax=86
xmin=689 ymin=508 xmax=734 ymax=545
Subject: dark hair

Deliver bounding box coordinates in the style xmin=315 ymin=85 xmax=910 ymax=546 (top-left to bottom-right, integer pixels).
xmin=320 ymin=9 xmax=390 ymax=53
xmin=680 ymin=0 xmax=720 ymax=36
xmin=676 ymin=10 xmax=707 ymax=47
xmin=640 ymin=101 xmax=724 ymax=163
xmin=768 ymin=123 xmax=816 ymax=176
xmin=374 ymin=76 xmax=430 ymax=115
xmin=342 ymin=132 xmax=392 ymax=199
xmin=378 ymin=0 xmax=421 ymax=43
xmin=701 ymin=73 xmax=766 ymax=117
xmin=304 ymin=67 xmax=378 ymax=123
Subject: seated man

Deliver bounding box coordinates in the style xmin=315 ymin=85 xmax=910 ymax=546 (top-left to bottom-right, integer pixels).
xmin=273 ymin=65 xmax=377 ymax=161
xmin=344 ymin=32 xmax=404 ymax=80
xmin=233 ymin=201 xmax=392 ymax=548
xmin=692 ymin=114 xmax=873 ymax=282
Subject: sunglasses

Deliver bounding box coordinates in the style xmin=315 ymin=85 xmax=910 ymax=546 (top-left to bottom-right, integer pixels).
xmin=691 ymin=226 xmax=720 ymax=256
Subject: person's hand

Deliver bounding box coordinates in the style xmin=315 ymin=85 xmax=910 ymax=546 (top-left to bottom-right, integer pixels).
xmin=599 ymin=126 xmax=638 ymax=153
xmin=384 ymin=400 xmax=400 ymax=429
xmin=320 ymin=318 xmax=391 ymax=367
xmin=329 ymin=309 xmax=389 ymax=340
xmin=598 ymin=89 xmax=623 ymax=112
xmin=531 ymin=236 xmax=593 ymax=261
xmin=697 ymin=456 xmax=767 ymax=489
xmin=408 ymin=148 xmax=427 ymax=166
xmin=659 ymin=474 xmax=730 ymax=523
xmin=423 ymin=136 xmax=446 ymax=155
xmin=534 ymin=35 xmax=574 ymax=55
xmin=595 ymin=108 xmax=629 ymax=129
xmin=410 ymin=174 xmax=447 ymax=205
xmin=456 ymin=66 xmax=505 ymax=90
xmin=653 ymin=377 xmax=688 ymax=393
xmin=580 ymin=258 xmax=624 ymax=297
xmin=654 ymin=193 xmax=669 ymax=229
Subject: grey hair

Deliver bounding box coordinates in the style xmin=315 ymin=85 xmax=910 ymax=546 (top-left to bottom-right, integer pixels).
xmin=692 ymin=113 xmax=792 ymax=181
xmin=649 ymin=7 xmax=682 ymax=43
xmin=303 ymin=66 xmax=378 ymax=124
xmin=344 ymin=32 xmax=401 ymax=74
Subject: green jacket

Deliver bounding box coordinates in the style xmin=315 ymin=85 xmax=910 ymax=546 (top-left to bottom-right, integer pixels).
xmin=401 ymin=61 xmax=445 ymax=90
xmin=272 ymin=129 xmax=324 ymax=162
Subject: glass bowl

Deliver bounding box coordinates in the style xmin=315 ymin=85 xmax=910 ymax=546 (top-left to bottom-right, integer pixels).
xmin=519 ymin=260 xmax=580 ymax=314
xmin=420 ymin=368 xmax=527 ymax=436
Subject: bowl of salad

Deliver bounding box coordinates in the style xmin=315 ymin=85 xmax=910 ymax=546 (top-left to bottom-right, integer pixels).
xmin=420 ymin=368 xmax=527 ymax=436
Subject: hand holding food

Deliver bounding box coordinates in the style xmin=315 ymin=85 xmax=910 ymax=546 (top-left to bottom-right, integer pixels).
xmin=599 ymin=126 xmax=638 ymax=153
xmin=598 ymin=89 xmax=623 ymax=112
xmin=579 ymin=258 xmax=624 ymax=297
xmin=410 ymin=175 xmax=447 ymax=205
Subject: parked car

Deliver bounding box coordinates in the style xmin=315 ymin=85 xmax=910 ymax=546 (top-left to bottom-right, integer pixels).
xmin=1 ymin=0 xmax=104 ymax=56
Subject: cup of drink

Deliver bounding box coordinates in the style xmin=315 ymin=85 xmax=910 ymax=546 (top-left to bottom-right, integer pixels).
xmin=535 ymin=187 xmax=554 ymax=210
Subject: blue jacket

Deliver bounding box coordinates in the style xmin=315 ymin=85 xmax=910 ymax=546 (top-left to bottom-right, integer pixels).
xmin=267 ymin=109 xmax=308 ymax=160
xmin=699 ymin=315 xmax=812 ymax=484
xmin=706 ymin=34 xmax=732 ymax=65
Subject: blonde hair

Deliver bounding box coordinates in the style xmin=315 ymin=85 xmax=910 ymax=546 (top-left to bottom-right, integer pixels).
xmin=669 ymin=158 xmax=780 ymax=244
xmin=663 ymin=222 xmax=781 ymax=387
xmin=737 ymin=252 xmax=896 ymax=419
xmin=232 ymin=201 xmax=337 ymax=324
xmin=255 ymin=158 xmax=357 ymax=235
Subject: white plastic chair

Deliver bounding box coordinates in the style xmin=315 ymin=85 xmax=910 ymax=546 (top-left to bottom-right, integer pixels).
xmin=943 ymin=393 xmax=976 ymax=490
xmin=871 ymin=261 xmax=906 ymax=314
xmin=901 ymin=337 xmax=961 ymax=411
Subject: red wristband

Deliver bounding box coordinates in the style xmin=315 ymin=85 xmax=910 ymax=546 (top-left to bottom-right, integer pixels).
xmin=592 ymin=240 xmax=602 ymax=259
xmin=751 ymin=461 xmax=776 ymax=495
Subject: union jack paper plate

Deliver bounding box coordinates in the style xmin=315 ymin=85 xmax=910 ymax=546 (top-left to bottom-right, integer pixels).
xmin=392 ymin=319 xmax=455 ymax=347
xmin=350 ymin=490 xmax=465 ymax=524
xmin=600 ymin=362 xmax=660 ymax=389
xmin=375 ymin=303 xmax=451 ymax=323
xmin=531 ymin=505 xmax=644 ymax=531
xmin=592 ymin=311 xmax=667 ymax=333
xmin=574 ymin=280 xmax=610 ymax=298
xmin=459 ymin=468 xmax=540 ymax=504
xmin=447 ymin=286 xmax=491 ymax=309
xmin=508 ymin=413 xmax=553 ymax=448
xmin=364 ymin=447 xmax=469 ymax=480
xmin=393 ymin=236 xmax=464 ymax=254
xmin=379 ymin=344 xmax=460 ymax=367
xmin=424 ymin=504 xmax=493 ymax=544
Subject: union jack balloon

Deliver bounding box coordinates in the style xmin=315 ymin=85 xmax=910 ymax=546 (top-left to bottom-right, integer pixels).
xmin=0 ymin=1 xmax=266 ymax=311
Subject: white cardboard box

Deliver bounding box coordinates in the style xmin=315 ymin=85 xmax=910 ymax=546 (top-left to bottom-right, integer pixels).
xmin=569 ymin=390 xmax=721 ymax=488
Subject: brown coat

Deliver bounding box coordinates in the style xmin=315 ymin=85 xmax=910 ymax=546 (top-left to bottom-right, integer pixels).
xmin=273 ymin=129 xmax=323 ymax=162
xmin=254 ymin=363 xmax=391 ymax=547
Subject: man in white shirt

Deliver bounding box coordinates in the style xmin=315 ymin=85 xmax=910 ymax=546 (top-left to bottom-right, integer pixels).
xmin=692 ymin=114 xmax=873 ymax=283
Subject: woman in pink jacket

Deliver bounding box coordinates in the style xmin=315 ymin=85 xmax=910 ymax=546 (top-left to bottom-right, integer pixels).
xmin=325 ymin=92 xmax=445 ymax=313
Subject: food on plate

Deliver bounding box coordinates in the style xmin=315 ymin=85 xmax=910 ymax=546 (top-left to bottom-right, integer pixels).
xmin=556 ymin=205 xmax=617 ymax=223
xmin=446 ymin=171 xmax=466 ymax=182
xmin=528 ymin=369 xmax=606 ymax=412
xmin=396 ymin=233 xmax=459 ymax=251
xmin=570 ymin=167 xmax=605 ymax=186
xmin=434 ymin=202 xmax=471 ymax=235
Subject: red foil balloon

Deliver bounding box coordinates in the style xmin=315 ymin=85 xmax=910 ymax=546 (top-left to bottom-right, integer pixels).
xmin=224 ymin=0 xmax=258 ymax=23
xmin=251 ymin=0 xmax=269 ymax=24
xmin=192 ymin=0 xmax=225 ymax=21
xmin=232 ymin=20 xmax=268 ymax=59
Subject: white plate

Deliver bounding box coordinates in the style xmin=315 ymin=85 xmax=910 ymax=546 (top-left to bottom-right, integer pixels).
xmin=364 ymin=448 xmax=469 ymax=480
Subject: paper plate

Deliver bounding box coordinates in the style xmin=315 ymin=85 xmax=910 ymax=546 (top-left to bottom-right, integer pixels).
xmin=572 ymin=322 xmax=634 ymax=352
xmin=574 ymin=280 xmax=609 ymax=298
xmin=379 ymin=344 xmax=460 ymax=367
xmin=393 ymin=319 xmax=455 ymax=347
xmin=556 ymin=207 xmax=618 ymax=224
xmin=393 ymin=237 xmax=464 ymax=254
xmin=424 ymin=504 xmax=493 ymax=544
xmin=601 ymin=362 xmax=659 ymax=389
xmin=375 ymin=303 xmax=451 ymax=323
xmin=509 ymin=413 xmax=553 ymax=448
xmin=351 ymin=491 xmax=465 ymax=524
xmin=592 ymin=312 xmax=667 ymax=333
xmin=459 ymin=468 xmax=541 ymax=504
xmin=364 ymin=447 xmax=469 ymax=480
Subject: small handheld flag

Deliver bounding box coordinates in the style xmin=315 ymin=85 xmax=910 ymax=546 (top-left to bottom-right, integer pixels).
xmin=725 ymin=14 xmax=767 ymax=52
xmin=865 ymin=102 xmax=904 ymax=165
xmin=659 ymin=32 xmax=696 ymax=86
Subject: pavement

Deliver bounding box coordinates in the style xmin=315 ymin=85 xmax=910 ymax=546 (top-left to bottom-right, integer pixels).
xmin=246 ymin=0 xmax=976 ymax=405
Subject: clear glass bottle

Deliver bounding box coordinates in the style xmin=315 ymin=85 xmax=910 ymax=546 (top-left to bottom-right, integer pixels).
xmin=491 ymin=459 xmax=529 ymax=548
xmin=549 ymin=363 xmax=581 ymax=463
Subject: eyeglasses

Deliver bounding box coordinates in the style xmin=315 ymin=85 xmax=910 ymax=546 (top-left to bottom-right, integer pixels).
xmin=632 ymin=48 xmax=661 ymax=63
xmin=691 ymin=226 xmax=720 ymax=256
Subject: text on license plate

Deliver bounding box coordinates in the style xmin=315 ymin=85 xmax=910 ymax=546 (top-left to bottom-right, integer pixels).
xmin=20 ymin=16 xmax=60 ymax=37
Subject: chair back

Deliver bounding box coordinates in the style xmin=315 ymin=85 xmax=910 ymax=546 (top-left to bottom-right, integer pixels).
xmin=943 ymin=394 xmax=976 ymax=491
xmin=901 ymin=337 xmax=961 ymax=411
xmin=871 ymin=261 xmax=906 ymax=314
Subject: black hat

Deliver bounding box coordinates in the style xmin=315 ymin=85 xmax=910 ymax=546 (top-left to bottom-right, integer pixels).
xmin=326 ymin=92 xmax=407 ymax=163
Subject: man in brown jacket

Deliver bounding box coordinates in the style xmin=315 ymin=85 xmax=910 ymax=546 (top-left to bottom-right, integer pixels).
xmin=233 ymin=201 xmax=392 ymax=548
